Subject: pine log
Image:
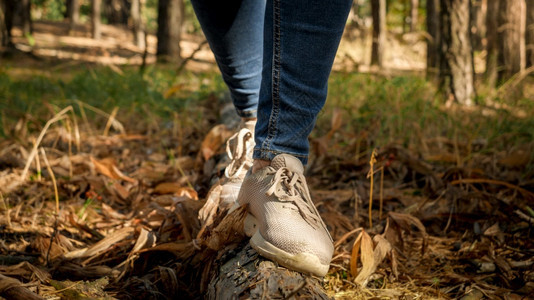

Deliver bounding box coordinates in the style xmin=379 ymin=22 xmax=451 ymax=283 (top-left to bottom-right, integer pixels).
xmin=207 ymin=243 xmax=331 ymax=300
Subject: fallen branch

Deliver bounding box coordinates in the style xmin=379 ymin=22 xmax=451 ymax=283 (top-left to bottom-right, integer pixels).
xmin=0 ymin=274 xmax=44 ymax=300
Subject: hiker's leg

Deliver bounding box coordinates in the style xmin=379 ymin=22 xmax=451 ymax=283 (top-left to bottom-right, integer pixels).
xmin=191 ymin=0 xmax=266 ymax=119
xmin=254 ymin=0 xmax=352 ymax=165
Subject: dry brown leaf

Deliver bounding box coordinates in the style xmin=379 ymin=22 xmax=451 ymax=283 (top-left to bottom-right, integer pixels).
xmin=388 ymin=212 xmax=427 ymax=236
xmin=91 ymin=157 xmax=120 ymax=180
xmin=349 ymin=230 xmax=363 ymax=277
xmin=198 ymin=184 xmax=222 ymax=228
xmin=424 ymin=153 xmax=457 ymax=163
xmin=90 ymin=157 xmax=136 ymax=184
xmin=64 ymin=227 xmax=134 ymax=260
xmin=203 ymin=204 xmax=247 ymax=251
xmin=354 ymin=230 xmax=374 ymax=284
xmin=498 ymin=149 xmax=531 ymax=168
xmin=200 ymin=124 xmax=233 ymax=161
xmin=153 ymin=182 xmax=198 ymax=200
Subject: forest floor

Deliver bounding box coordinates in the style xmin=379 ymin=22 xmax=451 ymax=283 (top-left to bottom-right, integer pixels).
xmin=0 ymin=21 xmax=533 ymax=299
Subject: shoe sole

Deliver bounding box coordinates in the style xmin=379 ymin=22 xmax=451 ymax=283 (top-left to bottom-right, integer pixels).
xmin=245 ymin=214 xmax=329 ymax=277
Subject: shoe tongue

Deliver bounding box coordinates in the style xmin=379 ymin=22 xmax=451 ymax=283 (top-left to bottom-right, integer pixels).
xmin=271 ymin=154 xmax=304 ymax=174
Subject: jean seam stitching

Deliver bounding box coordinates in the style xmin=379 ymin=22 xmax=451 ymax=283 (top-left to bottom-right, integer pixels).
xmin=262 ymin=0 xmax=281 ymax=158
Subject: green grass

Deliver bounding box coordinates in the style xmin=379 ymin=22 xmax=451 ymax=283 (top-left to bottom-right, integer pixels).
xmin=1 ymin=64 xmax=533 ymax=167
xmin=0 ymin=64 xmax=224 ymax=137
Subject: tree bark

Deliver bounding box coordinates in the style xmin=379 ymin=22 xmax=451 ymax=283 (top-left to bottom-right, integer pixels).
xmin=410 ymin=0 xmax=419 ymax=32
xmin=470 ymin=0 xmax=486 ymax=51
xmin=157 ymin=0 xmax=183 ymax=62
xmin=66 ymin=0 xmax=80 ymax=25
xmin=92 ymin=0 xmax=102 ymax=40
xmin=440 ymin=0 xmax=475 ymax=106
xmin=426 ymin=0 xmax=441 ymax=80
xmin=371 ymin=0 xmax=386 ymax=67
xmin=104 ymin=0 xmax=128 ymax=25
xmin=526 ymin=0 xmax=534 ymax=68
xmin=485 ymin=0 xmax=499 ymax=85
xmin=497 ymin=0 xmax=526 ymax=82
xmin=131 ymin=0 xmax=145 ymax=49
xmin=0 ymin=0 xmax=9 ymax=47
xmin=0 ymin=274 xmax=44 ymax=300
xmin=207 ymin=243 xmax=330 ymax=300
xmin=20 ymin=0 xmax=31 ymax=35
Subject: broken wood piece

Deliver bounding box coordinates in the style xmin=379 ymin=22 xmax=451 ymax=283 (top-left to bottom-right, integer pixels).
xmin=0 ymin=273 xmax=44 ymax=300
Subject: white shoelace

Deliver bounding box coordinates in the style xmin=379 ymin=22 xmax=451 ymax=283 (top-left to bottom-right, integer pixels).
xmin=224 ymin=128 xmax=254 ymax=179
xmin=266 ymin=167 xmax=329 ymax=233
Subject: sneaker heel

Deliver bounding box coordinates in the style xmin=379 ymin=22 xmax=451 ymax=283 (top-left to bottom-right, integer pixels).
xmin=244 ymin=213 xmax=258 ymax=237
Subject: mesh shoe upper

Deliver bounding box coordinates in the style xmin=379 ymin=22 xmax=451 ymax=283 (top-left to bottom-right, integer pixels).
xmin=237 ymin=154 xmax=334 ymax=267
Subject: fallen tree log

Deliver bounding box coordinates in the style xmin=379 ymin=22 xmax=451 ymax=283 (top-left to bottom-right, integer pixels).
xmin=207 ymin=243 xmax=331 ymax=299
xmin=0 ymin=274 xmax=44 ymax=300
xmin=195 ymin=185 xmax=331 ymax=299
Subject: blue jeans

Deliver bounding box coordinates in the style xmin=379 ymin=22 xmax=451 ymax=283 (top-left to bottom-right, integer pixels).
xmin=191 ymin=0 xmax=352 ymax=164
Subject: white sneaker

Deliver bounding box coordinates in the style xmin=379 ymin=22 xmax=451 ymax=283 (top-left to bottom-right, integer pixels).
xmin=219 ymin=120 xmax=256 ymax=208
xmin=237 ymin=154 xmax=334 ymax=277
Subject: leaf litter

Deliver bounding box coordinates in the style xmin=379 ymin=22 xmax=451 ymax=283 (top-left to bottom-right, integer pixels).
xmin=0 ymin=99 xmax=532 ymax=300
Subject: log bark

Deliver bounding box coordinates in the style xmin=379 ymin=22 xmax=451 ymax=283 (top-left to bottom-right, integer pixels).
xmin=497 ymin=0 xmax=526 ymax=82
xmin=440 ymin=0 xmax=475 ymax=105
xmin=426 ymin=0 xmax=441 ymax=80
xmin=371 ymin=0 xmax=386 ymax=67
xmin=91 ymin=0 xmax=102 ymax=40
xmin=207 ymin=243 xmax=331 ymax=299
xmin=20 ymin=0 xmax=31 ymax=35
xmin=0 ymin=274 xmax=44 ymax=300
xmin=526 ymin=0 xmax=534 ymax=68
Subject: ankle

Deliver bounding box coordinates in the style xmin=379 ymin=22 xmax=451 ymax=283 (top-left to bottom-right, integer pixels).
xmin=252 ymin=159 xmax=270 ymax=173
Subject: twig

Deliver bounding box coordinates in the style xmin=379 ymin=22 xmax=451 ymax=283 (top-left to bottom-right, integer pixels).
xmin=76 ymin=101 xmax=125 ymax=134
xmin=176 ymin=40 xmax=209 ymax=75
xmin=40 ymin=148 xmax=59 ymax=214
xmin=0 ymin=193 xmax=11 ymax=228
xmin=21 ymin=106 xmax=73 ymax=181
xmin=379 ymin=167 xmax=384 ymax=220
xmin=450 ymin=178 xmax=534 ymax=200
xmin=103 ymin=106 xmax=119 ymax=136
xmin=367 ymin=149 xmax=377 ymax=228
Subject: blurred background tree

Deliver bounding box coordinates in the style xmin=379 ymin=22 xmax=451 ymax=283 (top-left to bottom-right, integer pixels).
xmin=0 ymin=0 xmax=532 ymax=103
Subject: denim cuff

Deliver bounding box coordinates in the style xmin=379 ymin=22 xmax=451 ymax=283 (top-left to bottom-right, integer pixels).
xmin=253 ymin=148 xmax=308 ymax=165
xmin=235 ymin=108 xmax=257 ymax=119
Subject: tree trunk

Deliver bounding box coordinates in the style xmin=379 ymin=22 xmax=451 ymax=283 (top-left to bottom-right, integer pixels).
xmin=104 ymin=0 xmax=128 ymax=25
xmin=440 ymin=0 xmax=475 ymax=106
xmin=67 ymin=0 xmax=80 ymax=24
xmin=91 ymin=0 xmax=101 ymax=39
xmin=0 ymin=0 xmax=8 ymax=47
xmin=157 ymin=0 xmax=183 ymax=62
xmin=131 ymin=0 xmax=145 ymax=49
xmin=371 ymin=0 xmax=386 ymax=67
xmin=470 ymin=0 xmax=486 ymax=51
xmin=526 ymin=0 xmax=534 ymax=68
xmin=485 ymin=0 xmax=499 ymax=85
xmin=497 ymin=0 xmax=526 ymax=82
xmin=410 ymin=0 xmax=419 ymax=32
xmin=426 ymin=0 xmax=441 ymax=80
xmin=20 ymin=0 xmax=31 ymax=35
